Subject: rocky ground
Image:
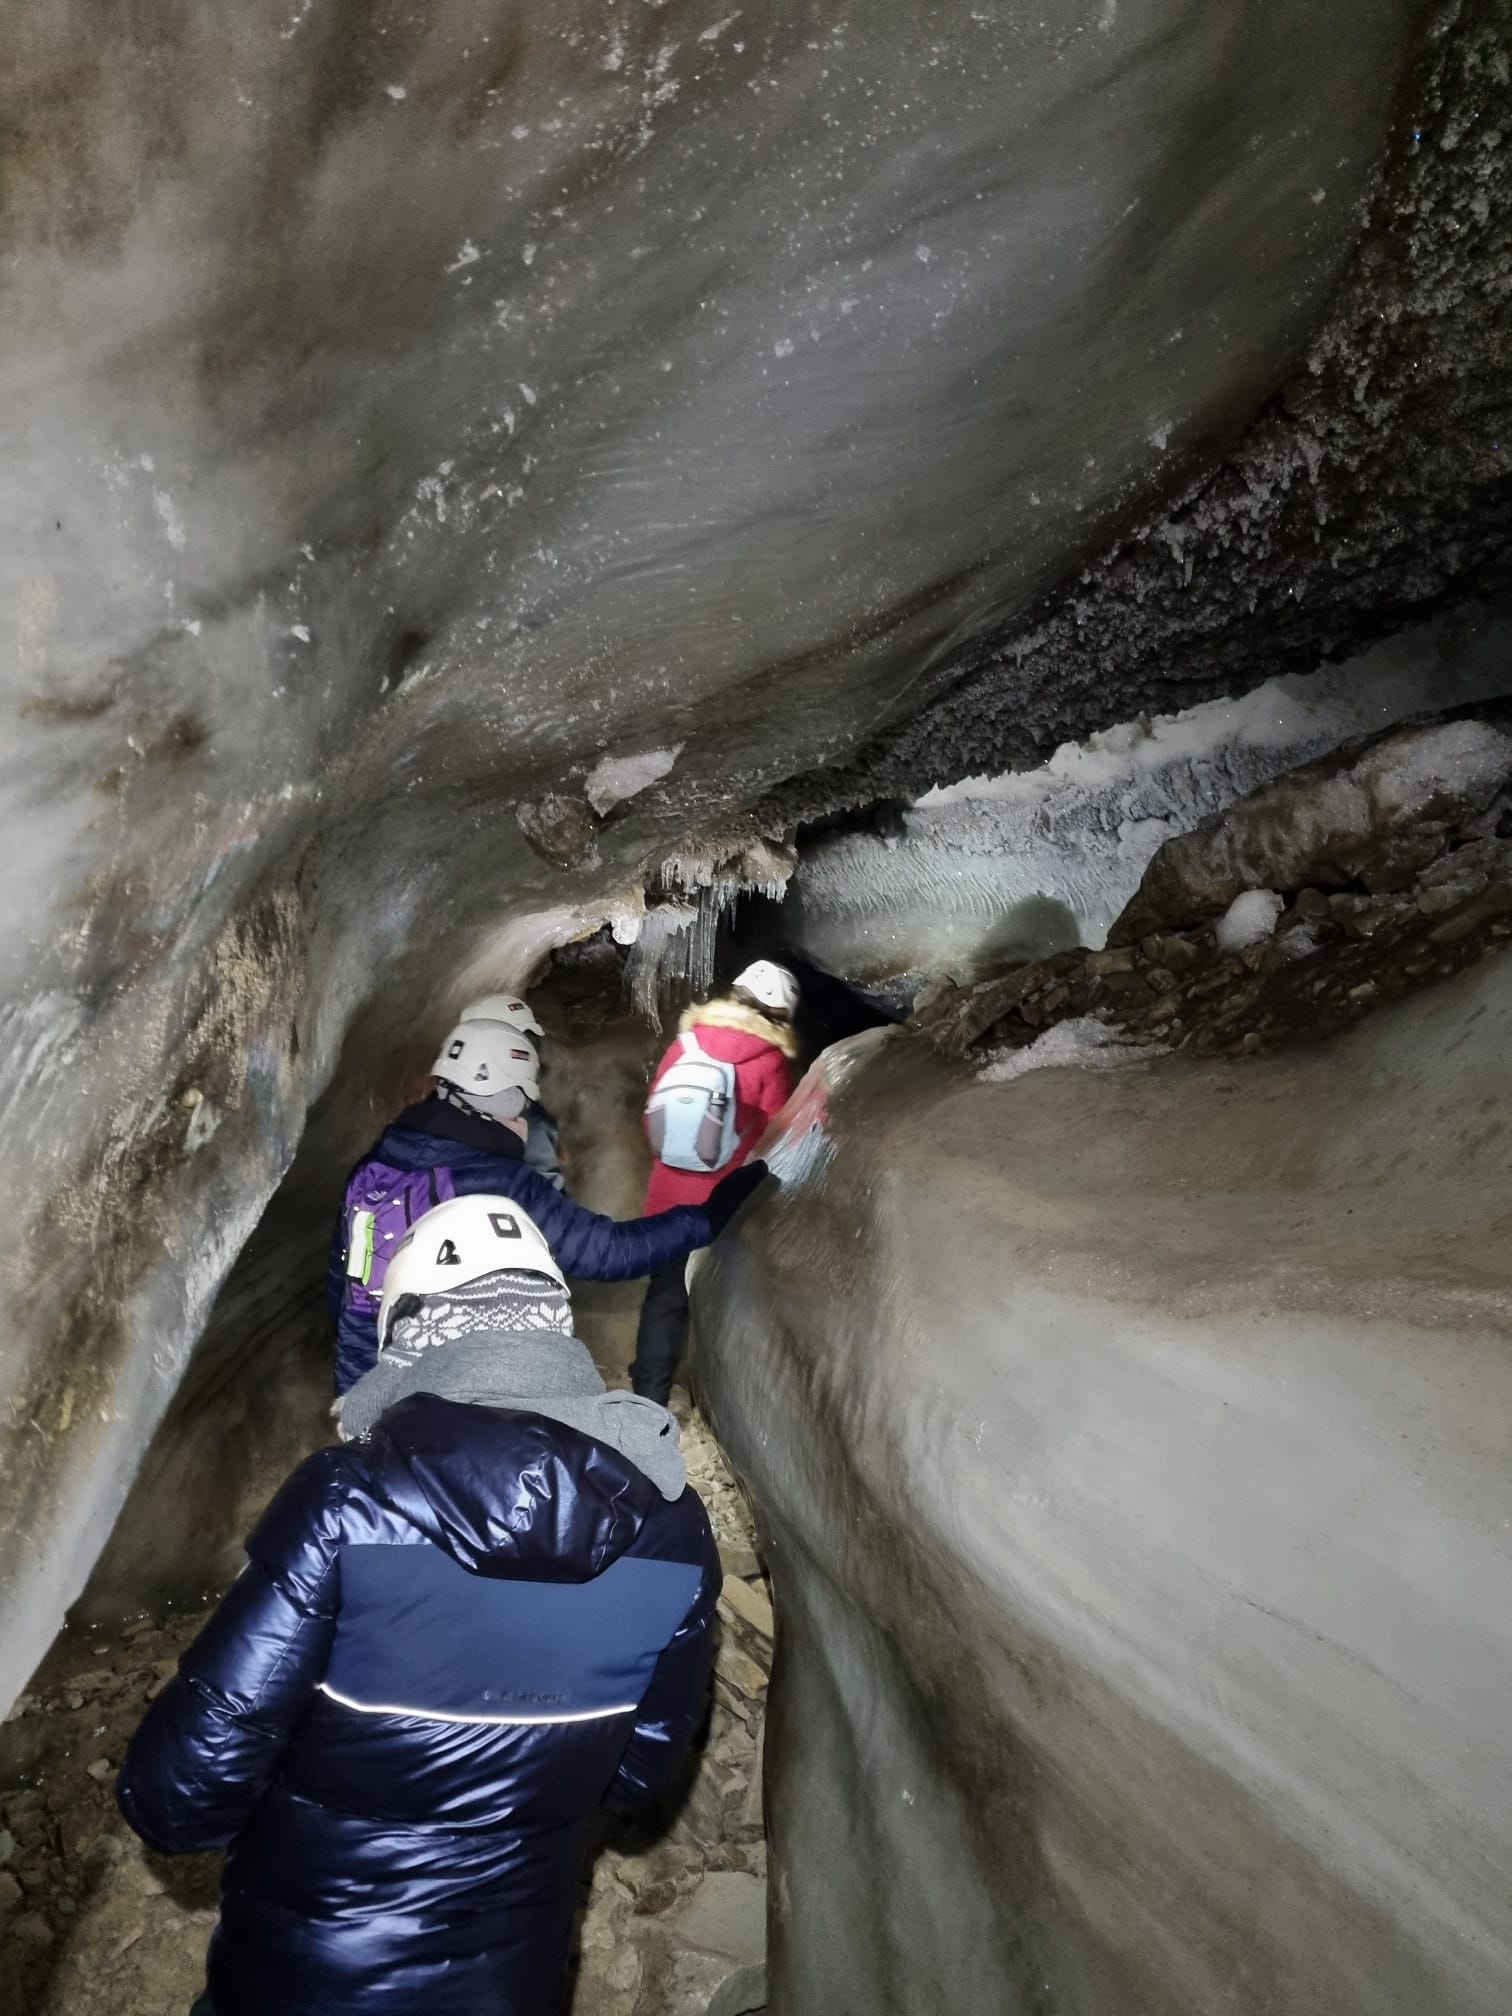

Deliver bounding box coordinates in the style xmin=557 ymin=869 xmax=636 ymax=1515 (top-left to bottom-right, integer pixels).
xmin=920 ymin=713 xmax=1512 ymax=1064
xmin=0 ymin=1411 xmax=771 ymax=2016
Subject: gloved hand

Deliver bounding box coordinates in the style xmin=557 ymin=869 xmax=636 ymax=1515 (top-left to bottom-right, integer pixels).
xmin=704 ymin=1159 xmax=771 ymax=1237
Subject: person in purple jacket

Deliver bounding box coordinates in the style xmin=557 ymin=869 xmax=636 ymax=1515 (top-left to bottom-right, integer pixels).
xmin=328 ymin=1017 xmax=766 ymax=1394
xmin=118 ymin=1194 xmax=730 ymax=2016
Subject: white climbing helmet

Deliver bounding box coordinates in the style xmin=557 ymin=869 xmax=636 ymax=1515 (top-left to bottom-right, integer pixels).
xmin=459 ymin=993 xmax=544 ymax=1041
xmin=378 ymin=1194 xmax=566 ymax=1345
xmin=431 ymin=1022 xmax=541 ymax=1103
xmin=732 ymin=960 xmax=799 ymax=1018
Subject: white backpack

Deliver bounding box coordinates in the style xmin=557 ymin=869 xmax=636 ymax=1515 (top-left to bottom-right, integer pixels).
xmin=645 ymin=1032 xmax=740 ymax=1173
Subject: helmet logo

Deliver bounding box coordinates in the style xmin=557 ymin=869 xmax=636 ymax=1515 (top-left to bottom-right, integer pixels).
xmin=488 ymin=1212 xmax=522 ymax=1239
xmin=436 ymin=1238 xmax=462 ymax=1266
xmin=473 ymin=1062 xmax=491 ymax=1082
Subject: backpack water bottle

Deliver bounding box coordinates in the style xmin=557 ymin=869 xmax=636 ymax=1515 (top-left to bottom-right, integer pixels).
xmin=342 ymin=1162 xmax=456 ymax=1315
xmin=646 ymin=1032 xmax=741 ymax=1173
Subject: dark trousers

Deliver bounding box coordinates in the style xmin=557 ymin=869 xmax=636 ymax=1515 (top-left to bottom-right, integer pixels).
xmin=190 ymin=1999 xmax=215 ymax=2016
xmin=631 ymin=1263 xmax=690 ymax=1404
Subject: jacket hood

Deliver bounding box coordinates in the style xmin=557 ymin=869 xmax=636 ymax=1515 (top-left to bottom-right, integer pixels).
xmin=681 ymin=996 xmax=799 ymax=1058
xmin=370 ymin=1392 xmax=658 ymax=1581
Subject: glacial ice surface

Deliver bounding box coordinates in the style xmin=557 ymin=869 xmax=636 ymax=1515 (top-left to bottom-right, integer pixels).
xmin=698 ymin=958 xmax=1512 ymax=2016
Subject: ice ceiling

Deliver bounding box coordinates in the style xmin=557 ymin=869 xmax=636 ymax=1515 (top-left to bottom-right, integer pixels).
xmin=1 ymin=0 xmax=1510 ymax=1703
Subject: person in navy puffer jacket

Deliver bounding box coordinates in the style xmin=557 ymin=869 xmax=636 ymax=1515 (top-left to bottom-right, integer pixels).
xmin=119 ymin=1193 xmax=728 ymax=2016
xmin=329 ymin=1016 xmax=767 ymax=1395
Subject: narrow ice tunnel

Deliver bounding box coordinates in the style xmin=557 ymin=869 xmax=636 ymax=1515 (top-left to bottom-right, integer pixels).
xmin=2 ymin=0 xmax=1512 ymax=2010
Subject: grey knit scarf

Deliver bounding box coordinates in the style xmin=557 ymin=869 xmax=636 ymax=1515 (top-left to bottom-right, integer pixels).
xmin=338 ymin=1314 xmax=687 ymax=1501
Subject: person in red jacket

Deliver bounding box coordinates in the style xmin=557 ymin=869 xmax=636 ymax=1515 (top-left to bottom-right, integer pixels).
xmin=631 ymin=961 xmax=799 ymax=1402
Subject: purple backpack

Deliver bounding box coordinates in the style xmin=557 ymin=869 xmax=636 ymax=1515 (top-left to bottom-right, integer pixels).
xmin=341 ymin=1161 xmax=455 ymax=1314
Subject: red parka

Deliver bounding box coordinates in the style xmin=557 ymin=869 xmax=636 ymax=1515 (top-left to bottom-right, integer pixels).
xmin=643 ymin=998 xmax=797 ymax=1212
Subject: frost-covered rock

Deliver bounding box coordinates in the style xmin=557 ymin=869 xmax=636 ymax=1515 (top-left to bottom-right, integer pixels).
xmin=978 ymin=1016 xmax=1155 ymax=1085
xmin=1213 ymin=888 xmax=1284 ymax=952
xmin=923 ymin=767 xmax=1512 ymax=1070
xmin=1114 ymin=717 xmax=1512 ymax=943
xmin=784 ymin=622 xmax=1512 ymax=986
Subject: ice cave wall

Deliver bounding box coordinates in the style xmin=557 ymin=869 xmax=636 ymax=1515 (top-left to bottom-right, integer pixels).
xmin=0 ymin=0 xmax=1439 ymax=1706
xmin=696 ymin=961 xmax=1512 ymax=2016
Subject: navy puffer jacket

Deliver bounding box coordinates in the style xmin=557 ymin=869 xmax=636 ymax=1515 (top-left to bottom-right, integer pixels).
xmin=327 ymin=1097 xmax=714 ymax=1393
xmin=117 ymin=1395 xmax=720 ymax=2016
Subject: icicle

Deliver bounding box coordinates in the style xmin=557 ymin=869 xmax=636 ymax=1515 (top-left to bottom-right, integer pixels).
xmin=625 ymin=902 xmax=698 ymax=1019
xmin=624 ymin=834 xmax=797 ymax=1019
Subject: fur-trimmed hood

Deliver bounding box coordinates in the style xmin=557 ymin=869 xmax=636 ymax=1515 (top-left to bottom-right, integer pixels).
xmin=680 ymin=995 xmax=799 ymax=1058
